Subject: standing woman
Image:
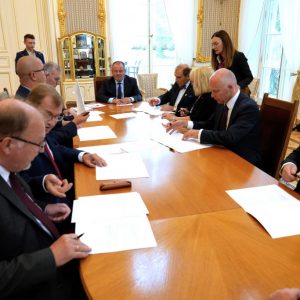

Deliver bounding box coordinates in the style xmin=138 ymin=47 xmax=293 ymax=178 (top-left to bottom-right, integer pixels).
xmin=211 ymin=30 xmax=253 ymax=95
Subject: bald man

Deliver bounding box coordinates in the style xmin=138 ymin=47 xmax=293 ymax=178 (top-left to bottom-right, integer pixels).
xmin=166 ymin=68 xmax=261 ymax=166
xmin=0 ymin=99 xmax=90 ymax=299
xmin=148 ymin=64 xmax=197 ymax=116
xmin=15 ymin=55 xmax=46 ymax=100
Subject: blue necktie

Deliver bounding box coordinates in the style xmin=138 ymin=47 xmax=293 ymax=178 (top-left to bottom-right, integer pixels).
xmin=117 ymin=82 xmax=122 ymax=99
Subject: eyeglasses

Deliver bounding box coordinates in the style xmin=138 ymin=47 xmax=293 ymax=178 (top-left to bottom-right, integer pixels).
xmin=29 ymin=68 xmax=45 ymax=75
xmin=11 ymin=136 xmax=46 ymax=150
xmin=46 ymin=114 xmax=64 ymax=122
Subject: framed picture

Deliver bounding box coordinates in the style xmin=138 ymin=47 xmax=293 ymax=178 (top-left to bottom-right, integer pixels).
xmin=76 ymin=35 xmax=87 ymax=48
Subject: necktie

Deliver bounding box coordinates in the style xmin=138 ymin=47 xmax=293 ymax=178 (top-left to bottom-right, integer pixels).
xmin=44 ymin=143 xmax=63 ymax=180
xmin=9 ymin=173 xmax=60 ymax=239
xmin=219 ymin=104 xmax=229 ymax=130
xmin=117 ymin=82 xmax=122 ymax=99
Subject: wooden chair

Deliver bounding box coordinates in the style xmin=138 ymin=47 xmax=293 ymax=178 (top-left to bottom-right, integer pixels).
xmin=260 ymin=93 xmax=299 ymax=179
xmin=94 ymin=76 xmax=110 ymax=99
xmin=137 ymin=73 xmax=167 ymax=100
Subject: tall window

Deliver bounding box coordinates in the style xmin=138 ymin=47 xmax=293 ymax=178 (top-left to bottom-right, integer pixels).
xmin=259 ymin=0 xmax=294 ymax=100
xmin=107 ymin=0 xmax=195 ymax=88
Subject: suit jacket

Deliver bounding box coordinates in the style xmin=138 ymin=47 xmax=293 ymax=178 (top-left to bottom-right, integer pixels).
xmin=282 ymin=147 xmax=300 ymax=192
xmin=96 ymin=75 xmax=142 ymax=103
xmin=158 ymin=82 xmax=197 ymax=116
xmin=15 ymin=85 xmax=31 ymax=100
xmin=50 ymin=121 xmax=78 ymax=148
xmin=15 ymin=49 xmax=45 ymax=66
xmin=189 ymin=92 xmax=217 ymax=122
xmin=20 ymin=135 xmax=82 ymax=205
xmin=0 ymin=174 xmax=83 ymax=300
xmin=228 ymin=51 xmax=253 ymax=89
xmin=193 ymin=92 xmax=261 ymax=166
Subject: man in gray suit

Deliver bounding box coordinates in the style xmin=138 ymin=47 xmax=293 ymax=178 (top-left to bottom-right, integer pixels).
xmin=0 ymin=99 xmax=90 ymax=299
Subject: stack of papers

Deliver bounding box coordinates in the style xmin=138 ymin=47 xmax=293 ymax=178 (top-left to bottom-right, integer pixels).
xmin=227 ymin=184 xmax=300 ymax=238
xmin=72 ymin=192 xmax=157 ymax=254
xmin=86 ymin=110 xmax=103 ymax=122
xmin=133 ymin=102 xmax=164 ymax=116
xmin=77 ymin=125 xmax=117 ymax=141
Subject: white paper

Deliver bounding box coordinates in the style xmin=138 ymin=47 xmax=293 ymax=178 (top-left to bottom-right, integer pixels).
xmin=116 ymin=103 xmax=133 ymax=106
xmin=86 ymin=110 xmax=103 ymax=122
xmin=77 ymin=126 xmax=117 ymax=141
xmin=133 ymin=102 xmax=164 ymax=116
xmin=227 ymin=184 xmax=300 ymax=238
xmin=150 ymin=121 xmax=211 ymax=153
xmin=72 ymin=192 xmax=149 ymax=223
xmin=110 ymin=112 xmax=137 ymax=119
xmin=75 ymin=215 xmax=157 ymax=254
xmin=74 ymin=82 xmax=86 ymax=114
xmin=96 ymin=152 xmax=149 ymax=180
xmin=85 ymin=103 xmax=105 ymax=109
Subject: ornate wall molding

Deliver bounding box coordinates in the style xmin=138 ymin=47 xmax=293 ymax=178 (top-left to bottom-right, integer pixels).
xmin=57 ymin=0 xmax=66 ymax=36
xmin=195 ymin=0 xmax=241 ymax=63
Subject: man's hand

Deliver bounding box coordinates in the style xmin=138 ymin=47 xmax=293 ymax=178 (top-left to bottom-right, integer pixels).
xmin=182 ymin=129 xmax=199 ymax=140
xmin=179 ymin=108 xmax=189 ymax=117
xmin=72 ymin=111 xmax=89 ymax=127
xmin=50 ymin=234 xmax=91 ymax=267
xmin=147 ymin=98 xmax=160 ymax=106
xmin=161 ymin=112 xmax=176 ymax=121
xmin=44 ymin=174 xmax=73 ymax=198
xmin=82 ymin=153 xmax=107 ymax=167
xmin=269 ymin=288 xmax=300 ymax=300
xmin=164 ymin=120 xmax=188 ymax=134
xmin=45 ymin=203 xmax=71 ymax=222
xmin=281 ymin=163 xmax=298 ymax=182
xmin=120 ymin=97 xmax=132 ymax=104
xmin=160 ymin=104 xmax=174 ymax=111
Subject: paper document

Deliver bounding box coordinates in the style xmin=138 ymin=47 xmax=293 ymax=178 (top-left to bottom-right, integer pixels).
xmin=116 ymin=103 xmax=133 ymax=106
xmin=96 ymin=152 xmax=149 ymax=180
xmin=85 ymin=103 xmax=105 ymax=109
xmin=74 ymin=82 xmax=86 ymax=114
xmin=86 ymin=110 xmax=103 ymax=122
xmin=75 ymin=215 xmax=157 ymax=254
xmin=227 ymin=184 xmax=300 ymax=238
xmin=133 ymin=102 xmax=164 ymax=116
xmin=77 ymin=125 xmax=117 ymax=141
xmin=72 ymin=192 xmax=149 ymax=222
xmin=110 ymin=112 xmax=137 ymax=119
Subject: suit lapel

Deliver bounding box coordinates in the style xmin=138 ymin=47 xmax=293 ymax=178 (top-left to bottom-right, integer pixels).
xmin=227 ymin=95 xmax=242 ymax=127
xmin=0 ymin=175 xmax=49 ymax=233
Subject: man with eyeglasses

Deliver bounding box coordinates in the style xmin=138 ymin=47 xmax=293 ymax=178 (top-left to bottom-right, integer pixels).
xmin=0 ymin=98 xmax=90 ymax=299
xmin=44 ymin=62 xmax=61 ymax=88
xmin=20 ymin=84 xmax=107 ymax=210
xmin=15 ymin=55 xmax=46 ymax=100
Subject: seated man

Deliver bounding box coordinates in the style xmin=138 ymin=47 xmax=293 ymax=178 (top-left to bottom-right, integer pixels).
xmin=96 ymin=60 xmax=142 ymax=104
xmin=148 ymin=64 xmax=197 ymax=116
xmin=166 ymin=68 xmax=261 ymax=166
xmin=281 ymin=146 xmax=300 ymax=193
xmin=0 ymin=98 xmax=90 ymax=299
xmin=21 ymin=83 xmax=107 ymax=206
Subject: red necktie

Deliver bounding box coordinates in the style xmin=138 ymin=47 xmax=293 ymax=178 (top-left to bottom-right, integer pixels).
xmin=44 ymin=143 xmax=63 ymax=180
xmin=9 ymin=173 xmax=60 ymax=239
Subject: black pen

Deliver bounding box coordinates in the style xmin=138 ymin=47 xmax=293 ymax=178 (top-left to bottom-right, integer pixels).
xmin=76 ymin=233 xmax=85 ymax=239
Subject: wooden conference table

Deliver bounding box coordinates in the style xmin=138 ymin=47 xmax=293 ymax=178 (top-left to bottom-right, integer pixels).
xmin=74 ymin=103 xmax=300 ymax=300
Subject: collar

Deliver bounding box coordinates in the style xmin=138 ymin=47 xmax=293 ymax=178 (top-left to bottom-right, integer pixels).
xmin=0 ymin=165 xmax=10 ymax=184
xmin=26 ymin=49 xmax=35 ymax=55
xmin=115 ymin=79 xmax=124 ymax=84
xmin=225 ymin=90 xmax=240 ymax=110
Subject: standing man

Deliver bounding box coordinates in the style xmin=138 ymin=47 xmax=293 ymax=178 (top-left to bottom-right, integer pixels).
xmin=0 ymin=98 xmax=90 ymax=299
xmin=147 ymin=64 xmax=197 ymax=116
xmin=166 ymin=68 xmax=261 ymax=166
xmin=44 ymin=62 xmax=61 ymax=87
xmin=15 ymin=55 xmax=46 ymax=100
xmin=15 ymin=33 xmax=45 ymax=67
xmin=96 ymin=60 xmax=142 ymax=104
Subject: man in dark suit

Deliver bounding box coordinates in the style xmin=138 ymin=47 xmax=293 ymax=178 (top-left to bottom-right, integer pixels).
xmin=15 ymin=55 xmax=46 ymax=100
xmin=148 ymin=64 xmax=197 ymax=116
xmin=15 ymin=34 xmax=45 ymax=68
xmin=96 ymin=60 xmax=142 ymax=104
xmin=281 ymin=146 xmax=300 ymax=193
xmin=0 ymin=98 xmax=90 ymax=299
xmin=166 ymin=68 xmax=261 ymax=166
xmin=21 ymin=84 xmax=107 ymax=206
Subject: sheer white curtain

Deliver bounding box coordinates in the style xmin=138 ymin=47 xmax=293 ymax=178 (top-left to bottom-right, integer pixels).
xmin=278 ymin=0 xmax=300 ymax=101
xmin=163 ymin=0 xmax=195 ymax=65
xmin=238 ymin=0 xmax=265 ymax=77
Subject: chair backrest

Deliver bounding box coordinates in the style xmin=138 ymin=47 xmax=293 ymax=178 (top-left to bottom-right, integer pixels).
xmin=137 ymin=73 xmax=158 ymax=99
xmin=249 ymin=78 xmax=260 ymax=101
xmin=260 ymin=93 xmax=299 ymax=178
xmin=94 ymin=76 xmax=110 ymax=98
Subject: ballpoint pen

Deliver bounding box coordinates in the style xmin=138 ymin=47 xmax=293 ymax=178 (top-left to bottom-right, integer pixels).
xmin=76 ymin=233 xmax=85 ymax=239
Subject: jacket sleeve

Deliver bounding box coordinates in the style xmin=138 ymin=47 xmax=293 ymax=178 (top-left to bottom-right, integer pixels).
xmin=129 ymin=78 xmax=142 ymax=102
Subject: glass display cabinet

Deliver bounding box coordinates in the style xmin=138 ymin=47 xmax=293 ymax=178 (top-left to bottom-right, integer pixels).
xmin=58 ymin=31 xmax=106 ymax=103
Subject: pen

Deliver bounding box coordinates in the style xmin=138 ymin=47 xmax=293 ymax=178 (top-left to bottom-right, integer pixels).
xmin=76 ymin=233 xmax=85 ymax=239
